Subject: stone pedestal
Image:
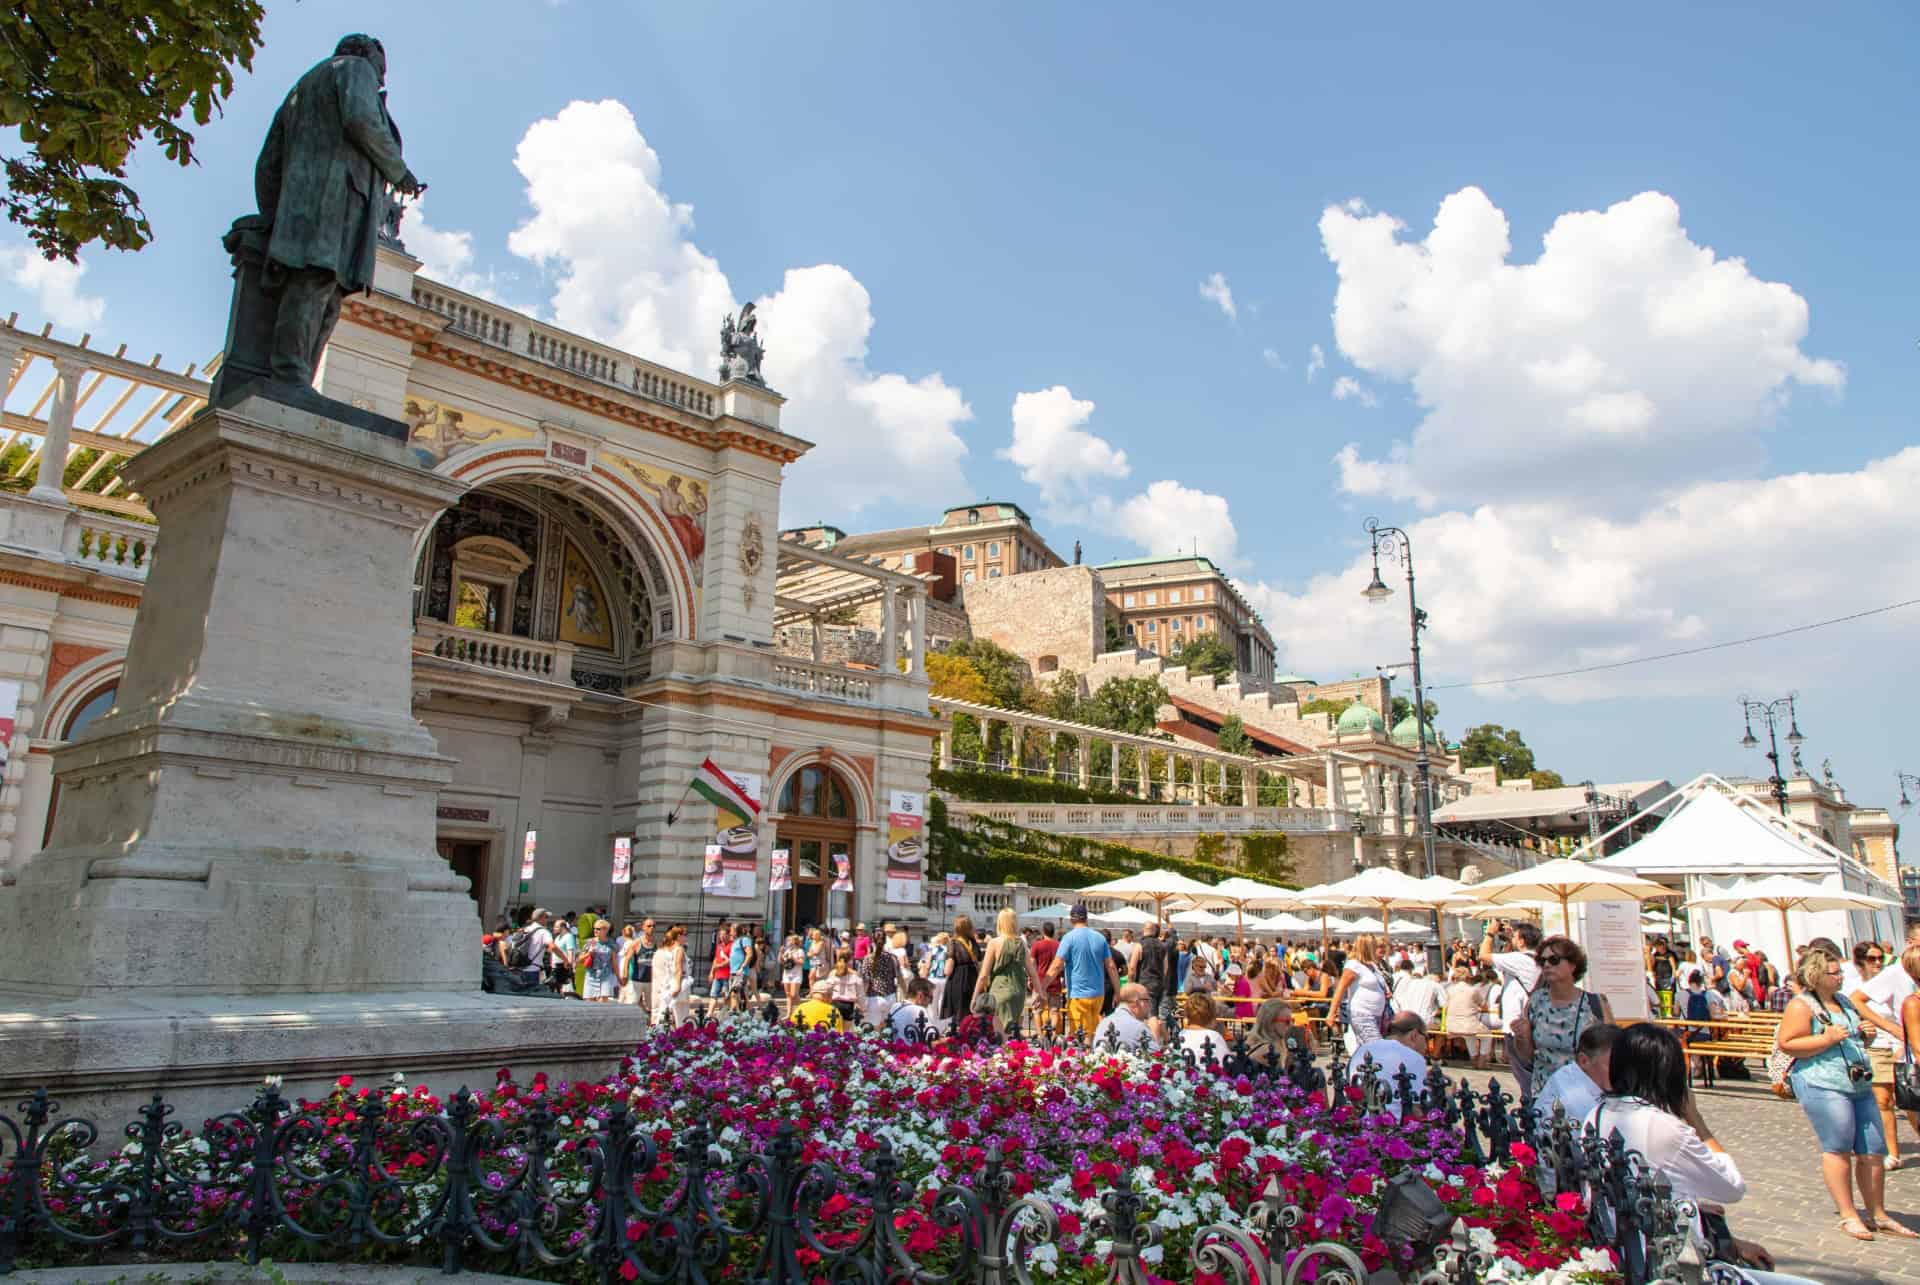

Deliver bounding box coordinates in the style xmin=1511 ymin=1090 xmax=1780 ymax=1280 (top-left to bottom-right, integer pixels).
xmin=0 ymin=395 xmax=648 ymax=1117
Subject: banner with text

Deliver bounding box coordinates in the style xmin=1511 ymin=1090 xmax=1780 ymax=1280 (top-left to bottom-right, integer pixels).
xmin=884 ymin=790 xmax=926 ymax=904
xmin=1583 ymin=900 xmax=1651 ymax=1020
xmin=709 ymin=770 xmax=761 ymax=899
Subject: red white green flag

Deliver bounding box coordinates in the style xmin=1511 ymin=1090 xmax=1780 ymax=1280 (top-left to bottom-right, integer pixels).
xmin=689 ymin=758 xmax=758 ymax=828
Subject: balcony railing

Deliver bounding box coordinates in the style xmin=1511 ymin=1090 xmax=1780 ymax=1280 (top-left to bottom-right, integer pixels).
xmin=414 ymin=620 xmax=577 ymax=683
xmin=771 ymin=658 xmax=875 ymax=704
xmin=63 ymin=513 xmax=156 ymax=581
xmin=942 ymin=801 xmax=1350 ymax=834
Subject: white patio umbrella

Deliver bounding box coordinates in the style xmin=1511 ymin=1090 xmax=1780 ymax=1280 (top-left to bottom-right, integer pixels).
xmin=1290 ymin=883 xmax=1352 ymax=958
xmin=1312 ymin=866 xmax=1459 ymax=952
xmin=1183 ymin=876 xmax=1301 ymax=943
xmin=1092 ymin=905 xmax=1158 ymax=927
xmin=1469 ymin=858 xmax=1672 ymax=941
xmin=1080 ymin=869 xmax=1217 ymax=923
xmin=1020 ymin=903 xmax=1074 ymax=921
xmin=1684 ymin=875 xmax=1898 ymax=958
xmin=1169 ymin=907 xmax=1234 ymax=927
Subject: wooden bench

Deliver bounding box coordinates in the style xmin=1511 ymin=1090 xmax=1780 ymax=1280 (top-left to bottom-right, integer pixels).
xmin=1656 ymin=1014 xmax=1781 ymax=1087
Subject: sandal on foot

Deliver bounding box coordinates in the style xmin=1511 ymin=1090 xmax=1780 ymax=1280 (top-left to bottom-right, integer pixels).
xmin=1840 ymin=1217 xmax=1875 ymax=1241
xmin=1871 ymin=1218 xmax=1920 ymax=1239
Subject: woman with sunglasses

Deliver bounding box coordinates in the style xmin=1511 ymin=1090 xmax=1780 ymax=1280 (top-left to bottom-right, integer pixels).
xmin=1510 ymin=934 xmax=1612 ymax=1105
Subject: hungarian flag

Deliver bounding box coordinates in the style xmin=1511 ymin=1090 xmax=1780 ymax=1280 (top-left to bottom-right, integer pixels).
xmin=690 ymin=758 xmax=758 ymax=828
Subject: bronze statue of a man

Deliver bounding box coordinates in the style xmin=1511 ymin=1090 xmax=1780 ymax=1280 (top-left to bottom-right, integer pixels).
xmin=211 ymin=34 xmax=424 ymax=421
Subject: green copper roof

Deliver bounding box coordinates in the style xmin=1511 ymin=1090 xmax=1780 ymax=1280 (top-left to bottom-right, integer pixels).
xmin=1274 ymin=673 xmax=1316 ymax=685
xmin=1337 ymin=702 xmax=1385 ymax=734
xmin=1391 ymin=714 xmax=1435 ymax=746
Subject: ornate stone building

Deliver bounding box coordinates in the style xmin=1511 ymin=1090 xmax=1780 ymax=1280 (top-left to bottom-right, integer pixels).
xmin=0 ymin=242 xmax=944 ymax=941
xmin=1097 ymin=554 xmax=1277 ymax=681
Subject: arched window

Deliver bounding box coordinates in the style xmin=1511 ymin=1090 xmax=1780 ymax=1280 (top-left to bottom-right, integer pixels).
xmin=43 ymin=680 xmax=118 ymax=848
xmin=777 ymin=765 xmax=853 ymax=818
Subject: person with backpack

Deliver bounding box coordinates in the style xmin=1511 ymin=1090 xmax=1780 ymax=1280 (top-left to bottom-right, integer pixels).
xmin=506 ymin=909 xmax=554 ymax=988
xmin=1511 ymin=934 xmax=1614 ymax=1103
xmin=1647 ymin=937 xmax=1677 ymax=1017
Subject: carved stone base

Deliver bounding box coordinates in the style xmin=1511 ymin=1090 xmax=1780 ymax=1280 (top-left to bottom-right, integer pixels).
xmin=0 ymin=395 xmax=472 ymax=997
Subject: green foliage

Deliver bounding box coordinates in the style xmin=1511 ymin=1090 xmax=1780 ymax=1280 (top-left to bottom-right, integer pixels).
xmin=1390 ymin=696 xmax=1440 ymax=727
xmin=1528 ymin=769 xmax=1567 ymax=790
xmin=1191 ymin=832 xmax=1227 ymax=864
xmin=1457 ymin=723 xmax=1538 ymax=780
xmin=929 ymin=767 xmax=1137 ymax=806
xmin=926 ymin=652 xmax=994 ymax=704
xmin=1238 ymin=832 xmax=1294 ymax=881
xmin=1076 ymin=675 xmax=1169 ymax=736
xmin=926 ymin=798 xmax=1251 ymax=889
xmin=1298 ymin=697 xmax=1351 ymax=720
xmin=1104 ymin=614 xmax=1125 ymax=653
xmin=1215 ymin=714 xmax=1251 ymax=756
xmin=942 ymin=638 xmax=1028 ymax=709
xmin=0 ymin=0 xmax=267 ymax=260
xmin=1168 ymin=633 xmax=1236 ymax=682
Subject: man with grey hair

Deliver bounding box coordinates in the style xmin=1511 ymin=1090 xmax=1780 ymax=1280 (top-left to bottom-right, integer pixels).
xmin=1093 ymin=983 xmax=1165 ymax=1051
xmin=1347 ymin=1012 xmax=1429 ymax=1118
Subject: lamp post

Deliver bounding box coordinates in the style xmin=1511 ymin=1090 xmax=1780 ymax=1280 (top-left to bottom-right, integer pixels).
xmin=1738 ymin=695 xmax=1804 ymax=816
xmin=1362 ymin=520 xmax=1436 ymax=883
xmin=1351 ymin=812 xmax=1368 ymax=875
xmin=1898 ymin=772 xmax=1920 ymax=809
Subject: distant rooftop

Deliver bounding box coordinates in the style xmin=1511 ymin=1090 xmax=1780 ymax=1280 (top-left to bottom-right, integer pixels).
xmin=941 ymin=500 xmax=1036 ymax=525
xmin=1096 ymin=553 xmax=1226 ymax=575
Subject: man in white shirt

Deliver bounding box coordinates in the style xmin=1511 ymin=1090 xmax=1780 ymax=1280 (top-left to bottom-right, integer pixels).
xmin=517 ymin=910 xmax=555 ymax=986
xmin=1393 ymin=960 xmax=1447 ymax=1027
xmin=1348 ymin=1013 xmax=1430 ymax=1118
xmin=1480 ymin=919 xmax=1542 ymax=1088
xmin=1854 ymin=932 xmax=1920 ymax=1167
xmin=888 ymin=978 xmax=945 ymax=1040
xmin=1537 ymin=1023 xmax=1620 ymax=1136
xmin=1094 ymin=983 xmax=1166 ymax=1051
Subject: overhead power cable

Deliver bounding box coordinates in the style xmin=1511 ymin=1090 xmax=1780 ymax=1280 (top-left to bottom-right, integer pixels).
xmin=1427 ymin=597 xmax=1920 ymax=692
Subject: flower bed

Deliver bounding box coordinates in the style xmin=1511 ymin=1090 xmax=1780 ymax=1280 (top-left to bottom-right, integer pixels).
xmin=6 ymin=1018 xmax=1616 ymax=1284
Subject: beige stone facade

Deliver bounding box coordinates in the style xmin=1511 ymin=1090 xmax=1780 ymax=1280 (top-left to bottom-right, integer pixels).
xmin=786 ymin=500 xmax=1067 ymax=588
xmin=1098 ymin=555 xmax=1277 ymax=681
xmin=960 ymin=564 xmax=1105 ymax=678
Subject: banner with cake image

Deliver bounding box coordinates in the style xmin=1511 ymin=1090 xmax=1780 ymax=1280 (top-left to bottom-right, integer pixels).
xmin=884 ymin=789 xmax=926 ymax=904
xmin=688 ymin=758 xmax=760 ymax=899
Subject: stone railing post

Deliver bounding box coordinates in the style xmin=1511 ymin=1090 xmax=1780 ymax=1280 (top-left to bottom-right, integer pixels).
xmin=31 ymin=355 xmax=85 ymax=506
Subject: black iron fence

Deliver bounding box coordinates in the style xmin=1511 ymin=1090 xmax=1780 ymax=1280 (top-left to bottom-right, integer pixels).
xmin=0 ymin=1007 xmax=1747 ymax=1284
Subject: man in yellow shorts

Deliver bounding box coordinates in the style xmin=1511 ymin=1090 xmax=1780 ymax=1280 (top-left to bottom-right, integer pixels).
xmin=1047 ymin=902 xmax=1121 ymax=1040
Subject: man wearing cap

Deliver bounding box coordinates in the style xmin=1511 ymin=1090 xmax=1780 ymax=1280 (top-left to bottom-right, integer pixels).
xmin=792 ymin=979 xmax=843 ymax=1031
xmin=1047 ymin=903 xmax=1120 ymax=1039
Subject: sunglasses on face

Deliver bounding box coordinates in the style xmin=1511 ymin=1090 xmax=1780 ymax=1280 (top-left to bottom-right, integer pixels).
xmin=1868 ymin=954 xmax=1885 ymax=963
xmin=1538 ymin=954 xmax=1571 ymax=966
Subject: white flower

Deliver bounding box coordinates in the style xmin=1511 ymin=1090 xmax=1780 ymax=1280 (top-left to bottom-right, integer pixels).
xmin=1028 ymin=1242 xmax=1060 ymax=1276
xmin=1140 ymin=1245 xmax=1164 ymax=1265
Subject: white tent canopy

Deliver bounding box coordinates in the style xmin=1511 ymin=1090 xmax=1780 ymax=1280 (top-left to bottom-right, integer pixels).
xmin=1092 ymin=905 xmax=1158 ymax=927
xmin=1596 ymin=787 xmax=1844 ymax=877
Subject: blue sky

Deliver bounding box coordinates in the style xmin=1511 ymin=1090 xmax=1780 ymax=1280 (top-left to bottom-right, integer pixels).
xmin=7 ymin=3 xmax=1918 ymax=832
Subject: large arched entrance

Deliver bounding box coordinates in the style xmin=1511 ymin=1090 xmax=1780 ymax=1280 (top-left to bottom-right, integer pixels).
xmin=773 ymin=763 xmax=860 ymax=938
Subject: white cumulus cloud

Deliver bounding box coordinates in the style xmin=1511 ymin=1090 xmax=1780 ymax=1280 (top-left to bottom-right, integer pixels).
xmin=1331 ymin=375 xmax=1379 ymax=408
xmin=402 ymin=197 xmax=505 ymax=301
xmin=1001 ymin=385 xmax=1130 ymax=506
xmin=1199 ymin=272 xmax=1237 ymax=322
xmin=1 ymin=242 xmax=105 ymax=330
xmin=1092 ymin=479 xmax=1241 ymax=569
xmin=1321 ymin=187 xmax=1843 ymax=511
xmin=497 ymin=99 xmax=971 ymax=517
xmin=1306 ymin=343 xmax=1325 ymax=380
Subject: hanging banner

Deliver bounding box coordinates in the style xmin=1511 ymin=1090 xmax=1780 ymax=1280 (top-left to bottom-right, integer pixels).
xmin=884 ymin=789 xmax=926 ymax=904
xmin=944 ymin=871 xmax=966 ymax=909
xmin=709 ymin=770 xmax=761 ymax=899
xmin=610 ymin=836 xmax=632 ymax=886
xmin=769 ymin=848 xmax=792 ymax=892
xmin=702 ymin=843 xmax=727 ymax=893
xmin=0 ymin=680 xmax=19 ymax=776
xmin=519 ymin=829 xmax=537 ymax=892
xmin=831 ymin=851 xmax=853 ymax=893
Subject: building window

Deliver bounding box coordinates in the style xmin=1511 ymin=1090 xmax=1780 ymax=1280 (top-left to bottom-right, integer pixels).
xmin=988 ymin=567 xmax=1001 ymax=578
xmin=1144 ymin=592 xmax=1158 ymax=605
xmin=967 ymin=509 xmax=980 ymax=524
xmin=939 ymin=546 xmax=952 ymax=557
xmin=1169 ymin=618 xmax=1182 ymax=632
xmin=962 ymin=569 xmax=975 ymax=583
xmin=1125 ymin=622 xmax=1136 ymax=636
xmin=1123 ymin=593 xmax=1136 ymax=607
xmin=988 ymin=541 xmax=1001 ymax=558
xmin=1195 ymin=586 xmax=1208 ymax=600
xmin=963 ymin=545 xmax=975 ymax=559
xmin=453 ymin=578 xmax=508 ymax=632
xmin=1193 ymin=615 xmax=1205 ymax=630
xmin=1169 ymin=590 xmax=1182 ymax=604
xmin=1146 ymin=620 xmax=1157 ymax=634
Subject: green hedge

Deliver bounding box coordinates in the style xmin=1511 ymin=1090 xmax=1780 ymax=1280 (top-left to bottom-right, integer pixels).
xmin=927 ymin=796 xmax=1269 ymax=889
xmin=929 ymin=766 xmax=1137 ymax=806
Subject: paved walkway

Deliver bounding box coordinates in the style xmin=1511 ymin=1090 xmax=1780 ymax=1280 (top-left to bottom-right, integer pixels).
xmin=1455 ymin=1060 xmax=1920 ymax=1284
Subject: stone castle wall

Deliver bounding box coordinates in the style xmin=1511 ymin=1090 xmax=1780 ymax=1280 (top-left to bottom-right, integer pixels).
xmin=960 ymin=565 xmax=1104 ymax=679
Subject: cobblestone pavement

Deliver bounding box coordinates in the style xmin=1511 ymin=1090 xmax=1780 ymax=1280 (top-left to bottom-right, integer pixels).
xmin=1459 ymin=1062 xmax=1920 ymax=1284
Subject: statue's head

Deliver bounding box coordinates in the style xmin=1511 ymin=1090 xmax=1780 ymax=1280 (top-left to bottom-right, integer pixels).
xmin=334 ymin=34 xmax=387 ymax=82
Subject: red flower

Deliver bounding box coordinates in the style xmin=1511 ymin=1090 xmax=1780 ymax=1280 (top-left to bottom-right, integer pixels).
xmin=1470 ymin=1186 xmax=1497 ymax=1208
xmin=1508 ymin=1141 xmax=1538 ymax=1167
xmin=619 ymin=1262 xmax=639 ymax=1281
xmin=1344 ymin=1174 xmax=1372 ymax=1196
xmin=1554 ymin=1191 xmax=1583 ymax=1213
xmin=336 ymin=1075 xmax=354 ymax=1089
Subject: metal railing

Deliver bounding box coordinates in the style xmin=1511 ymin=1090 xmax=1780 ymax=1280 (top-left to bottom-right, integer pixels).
xmin=0 ymin=1007 xmax=1739 ymax=1284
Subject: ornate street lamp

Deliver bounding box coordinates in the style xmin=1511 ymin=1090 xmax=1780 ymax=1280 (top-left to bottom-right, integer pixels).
xmin=1361 ymin=519 xmax=1436 ymax=883
xmin=1738 ymin=695 xmax=1804 ymax=815
xmin=1898 ymin=772 xmax=1920 ymax=810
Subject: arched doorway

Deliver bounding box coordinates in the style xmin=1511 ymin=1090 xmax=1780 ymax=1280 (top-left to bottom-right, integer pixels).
xmin=774 ymin=764 xmax=859 ymax=938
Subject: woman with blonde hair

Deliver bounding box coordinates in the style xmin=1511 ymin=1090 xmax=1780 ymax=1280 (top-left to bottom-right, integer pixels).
xmin=974 ymin=907 xmax=1042 ymax=1035
xmin=1775 ymin=945 xmax=1902 ymax=1241
xmin=1328 ymin=933 xmax=1392 ymax=1056
xmin=940 ymin=915 xmax=981 ymax=1026
xmin=649 ymin=925 xmax=689 ymax=1025
xmin=779 ymin=933 xmax=806 ymax=1012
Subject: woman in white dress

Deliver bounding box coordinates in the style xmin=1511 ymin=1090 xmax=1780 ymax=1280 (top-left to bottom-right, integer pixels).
xmin=651 ymin=925 xmax=689 ymax=1025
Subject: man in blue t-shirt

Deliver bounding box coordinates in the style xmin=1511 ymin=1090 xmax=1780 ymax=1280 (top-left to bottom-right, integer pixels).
xmin=1047 ymin=903 xmax=1120 ymax=1039
xmin=728 ymin=924 xmax=754 ymax=1011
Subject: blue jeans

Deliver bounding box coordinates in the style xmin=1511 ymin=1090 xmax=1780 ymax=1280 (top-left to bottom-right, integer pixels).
xmin=710 ymin=976 xmax=729 ymax=999
xmin=1793 ymin=1079 xmax=1886 ymax=1156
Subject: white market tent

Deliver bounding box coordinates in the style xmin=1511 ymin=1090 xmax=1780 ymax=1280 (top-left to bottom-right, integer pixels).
xmin=1587 ymin=775 xmax=1902 ymax=961
xmin=1092 ymin=905 xmax=1158 ymax=928
xmin=1020 ymin=903 xmax=1074 ymax=921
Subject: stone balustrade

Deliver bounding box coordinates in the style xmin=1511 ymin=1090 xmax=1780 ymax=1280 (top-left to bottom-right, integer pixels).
xmin=414 ymin=620 xmax=577 ymax=682
xmin=63 ymin=514 xmax=155 ymax=581
xmin=412 ymin=280 xmax=717 ymax=417
xmin=943 ymin=800 xmax=1354 ymax=836
xmin=770 ymin=658 xmax=875 ymax=703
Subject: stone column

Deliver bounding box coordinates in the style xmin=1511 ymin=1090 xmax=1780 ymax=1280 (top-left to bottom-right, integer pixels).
xmin=1077 ymin=735 xmax=1091 ymax=789
xmin=31 ymin=355 xmax=84 ymax=506
xmin=1165 ymin=751 xmax=1177 ymax=802
xmin=880 ymin=583 xmax=898 ymax=672
xmin=1109 ymin=740 xmax=1121 ymax=792
xmin=1046 ymin=732 xmax=1058 ymax=780
xmin=907 ymin=588 xmax=927 ymax=680
xmin=1242 ymin=764 xmax=1257 ymax=808
xmin=810 ymin=613 xmax=824 ymax=663
xmin=938 ymin=726 xmax=952 ymax=770
xmin=1136 ymin=747 xmax=1149 ymax=798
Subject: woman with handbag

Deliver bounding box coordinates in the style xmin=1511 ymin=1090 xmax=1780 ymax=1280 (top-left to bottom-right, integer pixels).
xmin=1775 ymin=945 xmax=1906 ymax=1242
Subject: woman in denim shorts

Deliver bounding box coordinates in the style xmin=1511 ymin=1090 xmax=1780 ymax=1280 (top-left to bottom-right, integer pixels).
xmin=1776 ymin=945 xmax=1910 ymax=1243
